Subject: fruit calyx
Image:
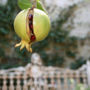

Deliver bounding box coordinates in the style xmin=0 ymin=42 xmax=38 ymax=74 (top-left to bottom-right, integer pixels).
xmin=15 ymin=39 xmax=32 ymax=52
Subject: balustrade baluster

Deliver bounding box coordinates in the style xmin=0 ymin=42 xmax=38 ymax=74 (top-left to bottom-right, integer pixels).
xmin=16 ymin=73 xmax=21 ymax=90
xmin=2 ymin=75 xmax=7 ymax=90
xmin=51 ymin=72 xmax=55 ymax=90
xmin=57 ymin=72 xmax=61 ymax=90
xmin=44 ymin=73 xmax=48 ymax=90
xmin=23 ymin=74 xmax=28 ymax=90
xmin=76 ymin=72 xmax=80 ymax=84
xmin=64 ymin=72 xmax=68 ymax=90
xmin=69 ymin=72 xmax=75 ymax=90
xmin=9 ymin=74 xmax=14 ymax=90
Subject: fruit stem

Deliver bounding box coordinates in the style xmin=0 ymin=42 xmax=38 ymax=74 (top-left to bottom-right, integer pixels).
xmin=31 ymin=0 xmax=37 ymax=8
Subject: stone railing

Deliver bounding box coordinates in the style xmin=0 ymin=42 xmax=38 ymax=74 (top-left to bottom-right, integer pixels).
xmin=0 ymin=53 xmax=90 ymax=90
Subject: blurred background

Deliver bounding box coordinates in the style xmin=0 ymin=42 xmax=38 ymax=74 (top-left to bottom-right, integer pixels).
xmin=0 ymin=0 xmax=90 ymax=69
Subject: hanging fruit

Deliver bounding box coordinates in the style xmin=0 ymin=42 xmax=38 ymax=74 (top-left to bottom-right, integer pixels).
xmin=14 ymin=7 xmax=50 ymax=52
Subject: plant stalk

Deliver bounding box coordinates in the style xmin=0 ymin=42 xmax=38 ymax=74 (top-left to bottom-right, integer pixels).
xmin=31 ymin=0 xmax=37 ymax=8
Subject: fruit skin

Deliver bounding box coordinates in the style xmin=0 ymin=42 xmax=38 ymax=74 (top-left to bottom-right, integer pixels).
xmin=33 ymin=9 xmax=50 ymax=41
xmin=14 ymin=9 xmax=30 ymax=42
xmin=14 ymin=8 xmax=50 ymax=52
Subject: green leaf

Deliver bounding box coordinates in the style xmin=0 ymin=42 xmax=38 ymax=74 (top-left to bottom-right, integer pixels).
xmin=18 ymin=0 xmax=32 ymax=10
xmin=37 ymin=1 xmax=47 ymax=13
xmin=18 ymin=0 xmax=47 ymax=13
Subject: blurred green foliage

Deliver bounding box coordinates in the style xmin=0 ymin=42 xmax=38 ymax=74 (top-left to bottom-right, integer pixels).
xmin=70 ymin=57 xmax=86 ymax=69
xmin=0 ymin=0 xmax=86 ymax=69
xmin=75 ymin=84 xmax=90 ymax=90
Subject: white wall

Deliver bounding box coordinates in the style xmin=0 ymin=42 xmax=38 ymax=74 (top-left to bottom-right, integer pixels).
xmin=0 ymin=0 xmax=7 ymax=6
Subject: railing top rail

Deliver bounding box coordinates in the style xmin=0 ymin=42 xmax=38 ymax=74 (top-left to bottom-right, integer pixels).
xmin=0 ymin=53 xmax=89 ymax=77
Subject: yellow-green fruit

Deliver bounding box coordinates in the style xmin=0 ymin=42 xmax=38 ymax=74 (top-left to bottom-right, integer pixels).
xmin=33 ymin=9 xmax=50 ymax=41
xmin=14 ymin=8 xmax=50 ymax=52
